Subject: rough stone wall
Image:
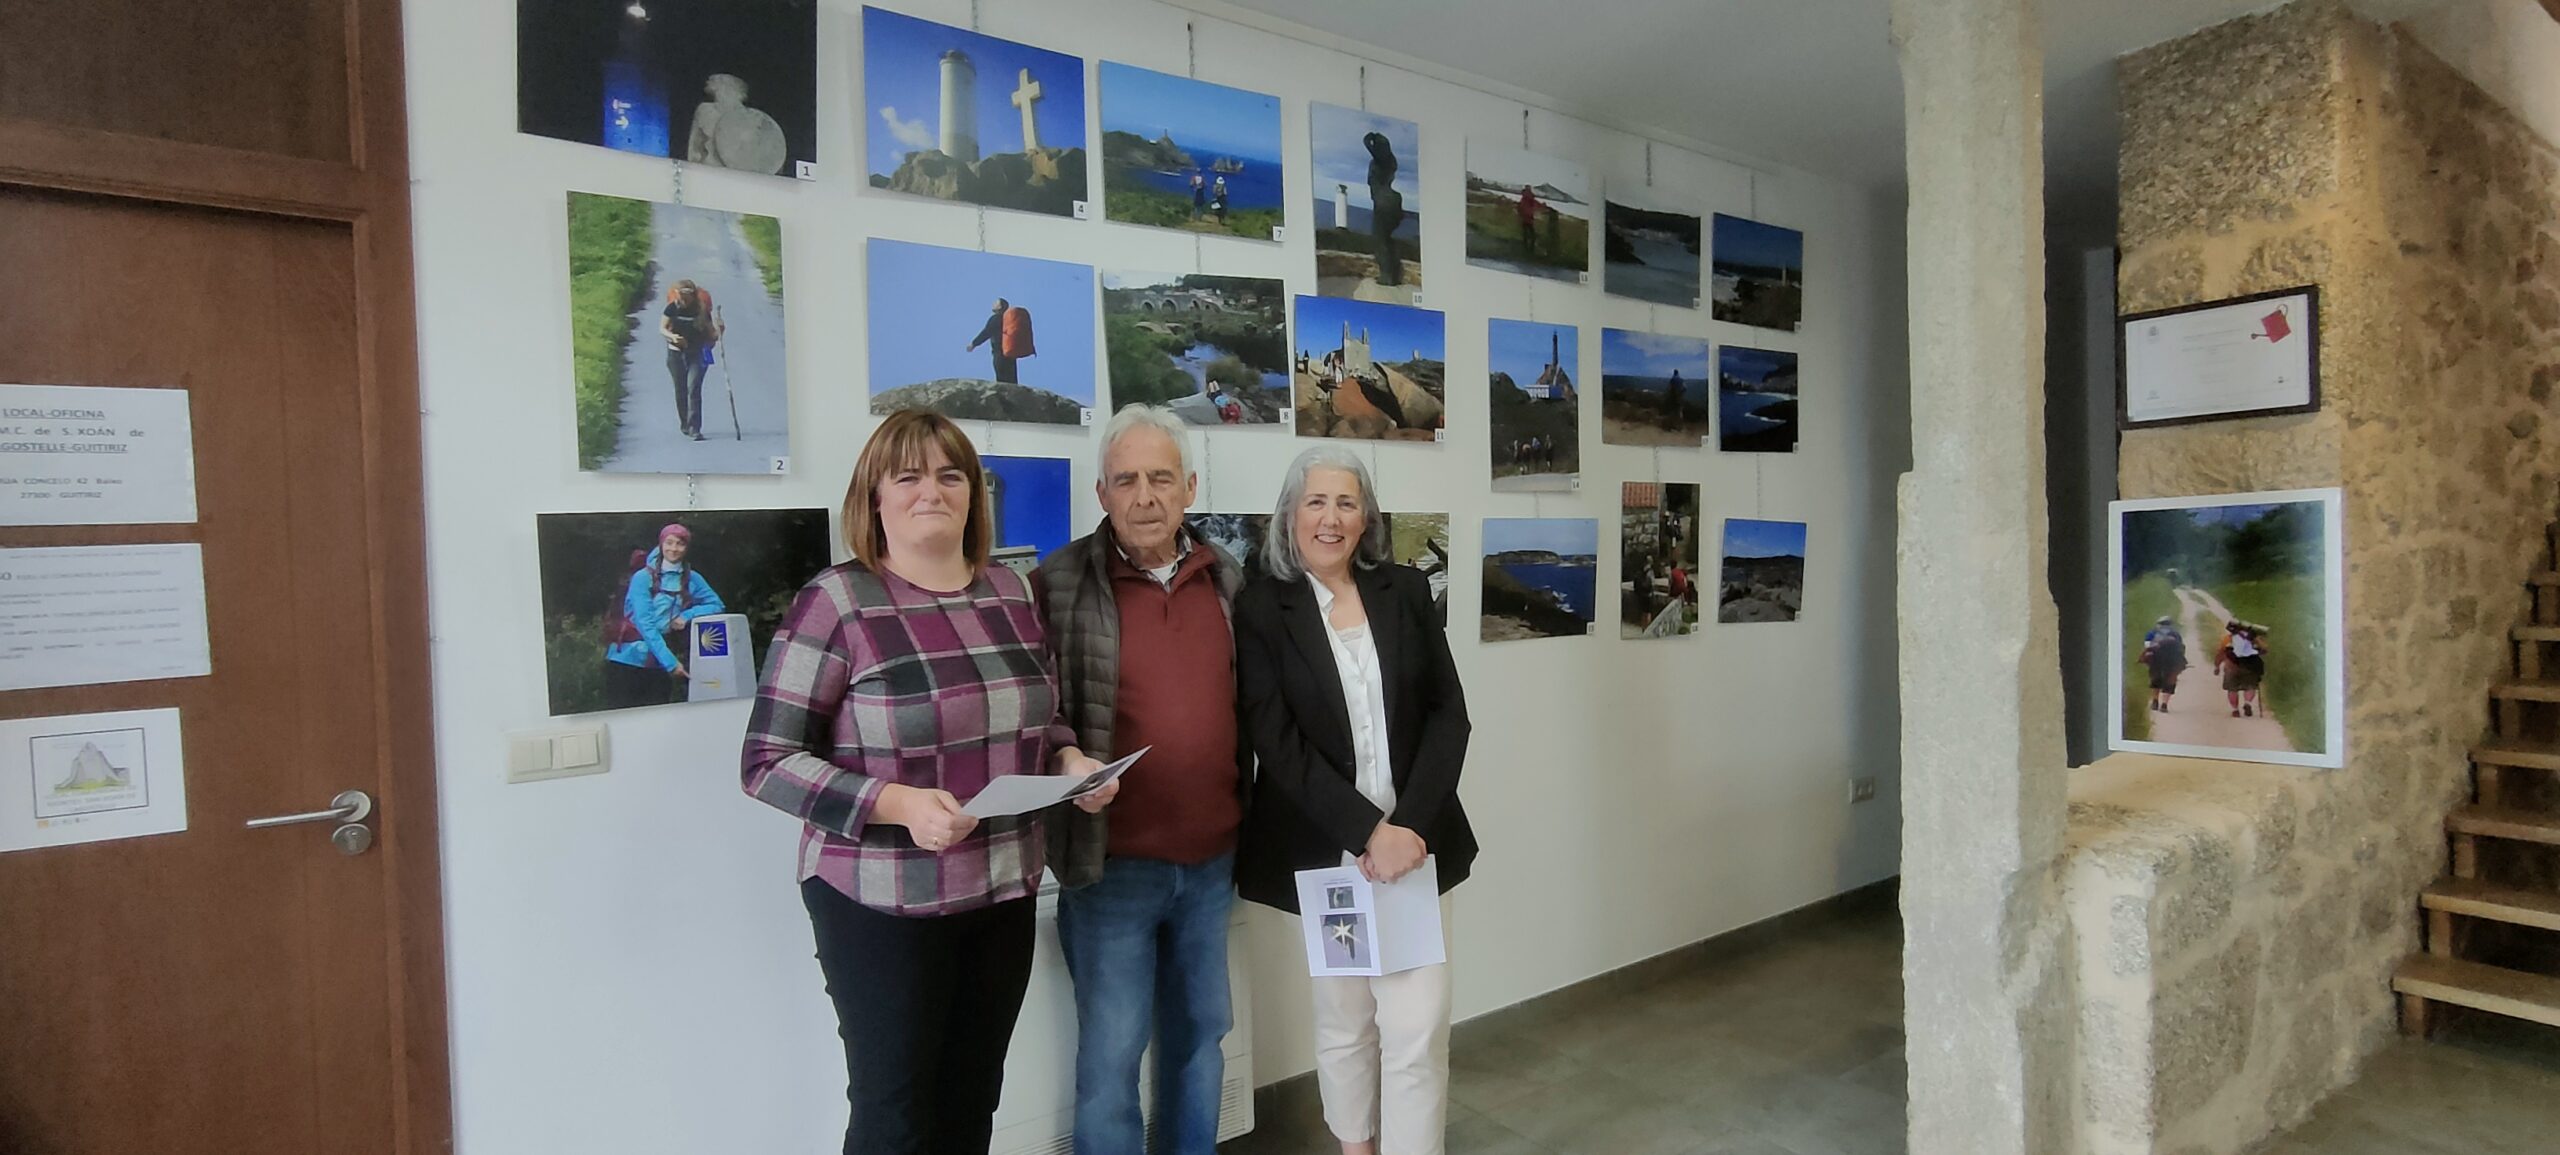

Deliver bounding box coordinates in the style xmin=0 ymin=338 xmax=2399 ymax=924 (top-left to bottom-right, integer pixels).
xmin=2081 ymin=1 xmax=2560 ymax=1151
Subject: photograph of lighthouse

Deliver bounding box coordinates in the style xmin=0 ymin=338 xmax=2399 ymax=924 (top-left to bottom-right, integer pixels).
xmin=861 ymin=6 xmax=1089 ymax=217
xmin=980 ymin=454 xmax=1073 ymax=577
xmin=1291 ymin=295 xmax=1447 ymax=440
xmin=1311 ymin=103 xmax=1424 ymax=303
xmin=866 ymin=239 xmax=1097 ymax=425
xmin=518 ymin=0 xmax=818 ymax=177
xmin=1487 ymin=319 xmax=1581 ymax=492
xmin=1098 ymin=62 xmax=1284 ymax=240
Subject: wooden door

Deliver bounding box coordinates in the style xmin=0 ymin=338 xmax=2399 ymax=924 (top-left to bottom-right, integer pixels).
xmin=0 ymin=2 xmax=449 ymax=1152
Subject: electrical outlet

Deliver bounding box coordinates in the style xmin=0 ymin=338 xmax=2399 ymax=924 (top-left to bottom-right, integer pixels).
xmin=1851 ymin=776 xmax=1879 ymax=804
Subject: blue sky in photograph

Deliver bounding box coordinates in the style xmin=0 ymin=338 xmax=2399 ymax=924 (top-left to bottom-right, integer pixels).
xmin=1488 ymin=319 xmax=1576 ymax=384
xmin=1097 ymin=62 xmax=1280 ymax=162
xmin=1713 ymin=214 xmax=1804 ymax=273
xmin=1725 ymin=518 xmax=1808 ymax=559
xmin=866 ymin=240 xmax=1096 ymax=405
xmin=1295 ymin=296 xmax=1445 ymax=363
xmin=983 ymin=454 xmax=1071 ymax=560
xmin=1602 ymin=328 xmax=1711 ymax=379
xmin=1719 ymin=345 xmax=1798 ymax=390
xmin=1310 ymin=103 xmax=1420 ymax=211
xmin=1483 ymin=517 xmax=1598 ymax=557
xmin=862 ymin=7 xmax=1087 ymax=178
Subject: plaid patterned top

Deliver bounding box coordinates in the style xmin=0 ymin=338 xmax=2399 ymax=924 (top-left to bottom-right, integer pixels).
xmin=742 ymin=561 xmax=1076 ymax=916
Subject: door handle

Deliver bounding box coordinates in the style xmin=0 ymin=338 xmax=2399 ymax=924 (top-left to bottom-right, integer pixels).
xmin=245 ymin=789 xmax=374 ymax=829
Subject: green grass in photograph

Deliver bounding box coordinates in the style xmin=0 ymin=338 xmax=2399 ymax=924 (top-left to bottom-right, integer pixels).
xmin=1464 ymin=199 xmax=1590 ymax=274
xmin=739 ymin=214 xmax=784 ymax=298
xmin=2119 ymin=572 xmax=2174 ymax=743
xmin=1104 ymin=184 xmax=1283 ymax=239
xmin=566 ymin=194 xmax=654 ymax=469
xmin=2212 ymin=576 xmax=2327 ymax=754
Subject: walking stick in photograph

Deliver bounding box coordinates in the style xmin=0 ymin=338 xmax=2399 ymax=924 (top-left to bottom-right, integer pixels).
xmin=714 ymin=305 xmax=742 ymax=441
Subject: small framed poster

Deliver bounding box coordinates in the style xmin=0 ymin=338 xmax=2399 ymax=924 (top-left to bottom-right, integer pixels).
xmin=2118 ymin=285 xmax=2320 ymax=429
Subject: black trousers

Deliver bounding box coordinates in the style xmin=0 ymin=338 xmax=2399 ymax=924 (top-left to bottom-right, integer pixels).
xmin=603 ymin=660 xmax=679 ymax=708
xmin=802 ymin=879 xmax=1036 ymax=1155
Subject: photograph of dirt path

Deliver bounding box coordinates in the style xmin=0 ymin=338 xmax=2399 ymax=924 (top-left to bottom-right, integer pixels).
xmin=2112 ymin=490 xmax=2343 ymax=767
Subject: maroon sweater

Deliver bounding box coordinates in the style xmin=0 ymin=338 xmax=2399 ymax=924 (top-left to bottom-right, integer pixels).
xmin=1107 ymin=545 xmax=1243 ymax=863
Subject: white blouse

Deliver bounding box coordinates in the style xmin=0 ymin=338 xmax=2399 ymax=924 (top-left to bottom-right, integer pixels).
xmin=1309 ymin=574 xmax=1396 ymax=814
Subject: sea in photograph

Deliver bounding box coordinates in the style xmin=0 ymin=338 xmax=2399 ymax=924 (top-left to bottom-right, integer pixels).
xmin=1723 ymin=390 xmax=1793 ymax=434
xmin=1313 ymin=196 xmax=1423 ymax=242
xmin=1494 ymin=561 xmax=1596 ymax=618
xmin=1127 ymin=157 xmax=1284 ymax=214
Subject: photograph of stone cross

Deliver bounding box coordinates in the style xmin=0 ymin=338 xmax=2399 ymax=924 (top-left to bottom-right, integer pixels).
xmin=862 ymin=6 xmax=1089 ymax=217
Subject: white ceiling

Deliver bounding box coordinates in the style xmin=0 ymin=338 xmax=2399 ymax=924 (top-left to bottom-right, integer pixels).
xmin=1210 ymin=0 xmax=2309 ymax=213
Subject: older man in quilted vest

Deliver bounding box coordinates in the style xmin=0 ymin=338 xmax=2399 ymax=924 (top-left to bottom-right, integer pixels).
xmin=1034 ymin=403 xmax=1250 ymax=1155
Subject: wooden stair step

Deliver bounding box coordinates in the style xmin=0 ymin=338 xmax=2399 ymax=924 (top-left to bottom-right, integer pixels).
xmin=2393 ymin=955 xmax=2560 ymax=1029
xmin=2532 ymin=571 xmax=2560 ymax=587
xmin=2422 ymin=879 xmax=2560 ymax=933
xmin=2516 ymin=626 xmax=2560 ymax=642
xmin=2448 ymin=805 xmax=2560 ymax=846
xmin=2488 ymin=680 xmax=2560 ymax=702
xmin=2473 ymin=741 xmax=2560 ymax=772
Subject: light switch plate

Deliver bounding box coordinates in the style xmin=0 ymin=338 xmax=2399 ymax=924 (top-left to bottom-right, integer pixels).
xmin=507 ymin=724 xmax=609 ymax=784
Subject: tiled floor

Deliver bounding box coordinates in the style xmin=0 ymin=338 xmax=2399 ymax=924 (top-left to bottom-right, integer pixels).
xmin=1220 ymin=896 xmax=2560 ymax=1155
xmin=1222 ymin=902 xmax=1907 ymax=1155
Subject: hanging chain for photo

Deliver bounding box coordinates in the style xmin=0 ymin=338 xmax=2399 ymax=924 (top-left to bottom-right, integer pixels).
xmin=686 ymin=473 xmax=702 ymax=511
xmin=672 ymin=158 xmax=684 ymax=206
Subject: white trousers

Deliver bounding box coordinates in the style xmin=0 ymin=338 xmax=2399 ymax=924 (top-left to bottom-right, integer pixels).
xmin=1309 ymin=961 xmax=1452 ymax=1155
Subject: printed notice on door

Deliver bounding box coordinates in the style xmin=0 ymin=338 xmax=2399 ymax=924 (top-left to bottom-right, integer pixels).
xmin=0 ymin=383 xmax=198 ymax=526
xmin=0 ymin=544 xmax=213 ymax=691
xmin=0 ymin=708 xmax=188 ymax=853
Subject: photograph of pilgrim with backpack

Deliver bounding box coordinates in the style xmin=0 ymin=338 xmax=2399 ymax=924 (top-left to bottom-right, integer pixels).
xmin=534 ymin=508 xmax=831 ymax=715
xmin=863 ymin=239 xmax=1099 ymax=426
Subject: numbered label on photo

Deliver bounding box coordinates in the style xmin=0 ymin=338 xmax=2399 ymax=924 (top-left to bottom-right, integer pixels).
xmin=769 ymin=456 xmax=792 ymax=475
xmin=1411 ymin=293 xmax=1426 ymax=308
xmin=1080 ymin=407 xmax=1095 ymax=426
xmin=794 ymin=162 xmax=818 ymax=182
xmin=1432 ymin=428 xmax=1446 ymax=443
xmin=1701 ymin=434 xmax=1715 ymax=449
xmin=1072 ymin=200 xmax=1091 ymax=220
xmin=1270 ymin=226 xmax=1287 ymax=243
xmin=1578 ymin=272 xmax=1591 ymax=285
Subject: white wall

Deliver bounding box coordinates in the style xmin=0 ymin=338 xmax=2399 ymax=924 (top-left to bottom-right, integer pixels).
xmin=402 ymin=0 xmax=1910 ymax=1150
xmin=2403 ymin=0 xmax=2560 ymax=148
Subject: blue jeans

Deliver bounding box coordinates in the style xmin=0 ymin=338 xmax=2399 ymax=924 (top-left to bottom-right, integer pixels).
xmin=1056 ymin=853 xmax=1236 ymax=1155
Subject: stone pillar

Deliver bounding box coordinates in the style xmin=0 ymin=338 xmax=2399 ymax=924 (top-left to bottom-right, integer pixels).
xmin=1889 ymin=0 xmax=2077 ymax=1152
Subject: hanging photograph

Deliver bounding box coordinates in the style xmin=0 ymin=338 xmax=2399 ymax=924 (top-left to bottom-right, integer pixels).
xmin=861 ymin=6 xmax=1089 ymax=217
xmin=1311 ymin=103 xmax=1424 ymax=304
xmin=535 ymin=508 xmax=833 ymax=716
xmin=566 ymin=191 xmax=790 ymax=474
xmin=1186 ymin=511 xmax=1271 ymax=575
xmin=1102 ymin=271 xmax=1290 ymax=425
xmin=2120 ymin=286 xmax=2321 ymax=428
xmin=981 ymin=455 xmax=1073 ymax=578
xmin=1481 ymin=518 xmax=1598 ymax=642
xmin=518 ymin=0 xmax=817 ymax=177
xmin=1487 ymin=319 xmax=1580 ymax=492
xmin=1603 ymin=196 xmax=1702 ymax=307
xmin=867 ymin=239 xmax=1096 ymax=425
xmin=1464 ymin=143 xmax=1592 ymax=283
xmin=1621 ymin=483 xmax=1702 ymax=639
xmin=2108 ymin=489 xmax=2343 ymax=769
xmin=1719 ymin=519 xmax=1806 ymax=624
xmin=1388 ymin=512 xmax=1452 ymax=628
xmin=1599 ymin=329 xmax=1711 ymax=447
xmin=1097 ymin=63 xmax=1283 ymax=239
xmin=1718 ymin=345 xmax=1799 ymax=453
xmin=1710 ymin=214 xmax=1804 ymax=331
xmin=1292 ymin=296 xmax=1447 ymax=440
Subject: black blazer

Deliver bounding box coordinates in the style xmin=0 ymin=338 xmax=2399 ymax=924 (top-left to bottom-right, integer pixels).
xmin=1234 ymin=564 xmax=1475 ymax=913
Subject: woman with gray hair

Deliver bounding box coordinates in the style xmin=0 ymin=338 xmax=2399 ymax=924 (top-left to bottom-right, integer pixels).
xmin=1233 ymin=447 xmax=1475 ymax=1155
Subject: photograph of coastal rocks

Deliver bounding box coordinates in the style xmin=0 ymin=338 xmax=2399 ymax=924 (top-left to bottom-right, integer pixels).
xmin=861 ymin=7 xmax=1088 ymax=217
xmin=1488 ymin=319 xmax=1580 ymax=492
xmin=519 ymin=0 xmax=817 ymax=177
xmin=865 ymin=239 xmax=1095 ymax=425
xmin=1711 ymin=213 xmax=1805 ymax=331
xmin=1719 ymin=518 xmax=1806 ymax=624
xmin=1481 ymin=517 xmax=1599 ymax=642
xmin=1622 ymin=483 xmax=1702 ymax=639
xmin=1311 ymin=103 xmax=1423 ymax=304
xmin=1389 ymin=512 xmax=1452 ymax=627
xmin=1718 ymin=345 xmax=1800 ymax=453
xmin=1102 ymin=271 xmax=1289 ymax=426
xmin=1098 ymin=63 xmax=1283 ymax=239
xmin=1603 ymin=196 xmax=1703 ymax=307
xmin=1292 ymin=296 xmax=1447 ymax=440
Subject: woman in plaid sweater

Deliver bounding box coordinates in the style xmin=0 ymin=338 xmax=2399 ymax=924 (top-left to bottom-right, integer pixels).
xmin=741 ymin=409 xmax=1117 ymax=1155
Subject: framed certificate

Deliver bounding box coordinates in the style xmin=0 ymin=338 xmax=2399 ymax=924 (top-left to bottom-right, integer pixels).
xmin=2118 ymin=285 xmax=2320 ymax=429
